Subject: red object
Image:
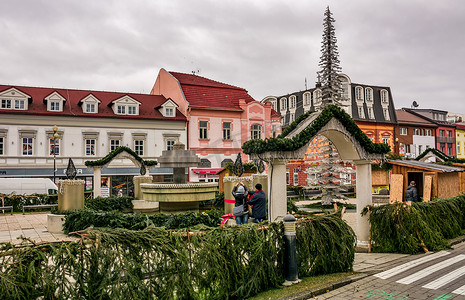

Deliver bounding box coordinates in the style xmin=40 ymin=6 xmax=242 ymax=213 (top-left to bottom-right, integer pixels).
xmin=191 ymin=168 xmax=223 ymax=174
xmin=221 ymin=213 xmax=235 ymax=227
xmin=224 ymin=199 xmax=235 ymax=204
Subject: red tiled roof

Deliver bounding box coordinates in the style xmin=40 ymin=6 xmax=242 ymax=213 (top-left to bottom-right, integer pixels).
xmin=271 ymin=109 xmax=281 ymax=118
xmin=169 ymin=71 xmax=256 ymax=110
xmin=455 ymin=123 xmax=465 ymax=130
xmin=0 ymin=85 xmax=186 ymax=121
xmin=395 ymin=110 xmax=436 ymax=127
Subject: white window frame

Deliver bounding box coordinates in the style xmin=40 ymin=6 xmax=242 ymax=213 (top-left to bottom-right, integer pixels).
xmin=85 ymin=139 xmax=96 ymax=156
xmin=49 ymin=101 xmax=60 ymax=111
xmin=1 ymin=99 xmax=12 ymax=109
xmin=290 ymin=95 xmax=296 ymax=109
xmin=425 ymin=129 xmax=432 ymax=136
xmin=280 ymin=98 xmax=287 ymax=110
xmin=382 ymin=137 xmax=389 ymax=144
xmin=383 ymin=108 xmax=390 ymax=120
xmin=134 ymin=139 xmax=144 ymax=156
xmin=400 ymin=128 xmax=407 ymax=135
xmin=22 ymin=137 xmax=33 ymax=156
xmin=128 ymin=106 xmax=137 ymax=115
xmin=223 ymin=122 xmax=231 ymax=140
xmin=117 ymin=105 xmax=126 ymax=114
xmin=0 ymin=136 xmax=4 ymax=155
xmin=110 ymin=139 xmax=121 ymax=152
xmin=293 ymin=170 xmax=299 ymax=186
xmin=166 ymin=140 xmax=175 ymax=151
xmin=163 ymin=134 xmax=180 ymax=151
xmin=80 ymin=94 xmax=100 ymax=114
xmin=413 ymin=128 xmax=420 ymax=136
xmin=290 ymin=113 xmax=295 ymax=123
xmin=458 ymin=142 xmax=461 ymax=155
xmin=15 ymin=100 xmax=25 ymax=110
xmin=165 ymin=107 xmax=174 ymax=117
xmin=86 ymin=103 xmax=96 ymax=113
xmin=380 ymin=90 xmax=389 ymax=103
xmin=303 ymin=92 xmax=311 ymax=106
xmin=112 ymin=96 xmax=141 ymax=116
xmin=355 ymin=87 xmax=364 ymax=101
xmin=365 ymin=88 xmax=373 ymax=102
xmin=367 ymin=107 xmax=375 ymax=119
xmin=358 ymin=106 xmax=365 ymax=118
xmin=251 ymin=124 xmax=262 ymax=140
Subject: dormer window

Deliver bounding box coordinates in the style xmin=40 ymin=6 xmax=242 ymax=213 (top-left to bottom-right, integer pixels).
xmin=365 ymin=88 xmax=373 ymax=102
xmin=159 ymin=99 xmax=178 ymax=117
xmin=111 ymin=96 xmax=140 ymax=116
xmin=380 ymin=90 xmax=389 ymax=103
xmin=289 ymin=95 xmax=296 ymax=109
xmin=0 ymin=88 xmax=30 ymax=111
xmin=45 ymin=91 xmax=65 ymax=112
xmin=80 ymin=94 xmax=100 ymax=114
xmin=355 ymin=86 xmax=364 ymax=101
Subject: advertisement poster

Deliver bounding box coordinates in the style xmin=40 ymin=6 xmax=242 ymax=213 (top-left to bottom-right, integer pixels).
xmin=101 ymin=177 xmax=110 ymax=198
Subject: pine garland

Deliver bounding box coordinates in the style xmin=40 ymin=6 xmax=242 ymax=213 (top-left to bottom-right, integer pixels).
xmin=84 ymin=146 xmax=157 ymax=167
xmin=0 ymin=214 xmax=355 ymax=299
xmin=415 ymin=148 xmax=465 ymax=164
xmin=362 ymin=194 xmax=465 ymax=254
xmin=242 ymin=105 xmax=390 ymax=155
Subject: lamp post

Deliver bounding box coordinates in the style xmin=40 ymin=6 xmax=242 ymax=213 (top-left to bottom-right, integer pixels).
xmin=52 ymin=125 xmax=59 ymax=184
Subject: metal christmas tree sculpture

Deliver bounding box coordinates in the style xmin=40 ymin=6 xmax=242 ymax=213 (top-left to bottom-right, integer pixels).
xmin=317 ymin=6 xmax=343 ymax=109
xmin=305 ymin=135 xmax=355 ymax=205
xmin=139 ymin=161 xmax=147 ymax=176
xmin=232 ymin=153 xmax=245 ymax=177
xmin=65 ymin=158 xmax=77 ymax=180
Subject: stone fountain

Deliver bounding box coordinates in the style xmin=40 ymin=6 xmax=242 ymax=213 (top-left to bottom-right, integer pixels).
xmin=140 ymin=141 xmax=218 ymax=213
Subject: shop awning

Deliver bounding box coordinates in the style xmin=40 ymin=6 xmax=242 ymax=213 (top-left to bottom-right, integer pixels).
xmin=191 ymin=168 xmax=223 ymax=174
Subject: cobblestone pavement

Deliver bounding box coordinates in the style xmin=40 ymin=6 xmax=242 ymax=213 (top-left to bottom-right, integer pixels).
xmin=0 ymin=212 xmax=75 ymax=244
xmin=315 ymin=242 xmax=465 ymax=299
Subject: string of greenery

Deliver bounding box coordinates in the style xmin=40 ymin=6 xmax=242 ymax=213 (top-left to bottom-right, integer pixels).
xmin=62 ymin=209 xmax=224 ymax=233
xmin=84 ymin=196 xmax=134 ymax=211
xmin=223 ymin=161 xmax=257 ymax=173
xmin=0 ymin=214 xmax=355 ymax=299
xmin=242 ymin=105 xmax=390 ymax=155
xmin=0 ymin=193 xmax=57 ymax=212
xmin=415 ymin=148 xmax=465 ymax=163
xmin=84 ymin=146 xmax=157 ymax=167
xmin=362 ymin=194 xmax=465 ymax=254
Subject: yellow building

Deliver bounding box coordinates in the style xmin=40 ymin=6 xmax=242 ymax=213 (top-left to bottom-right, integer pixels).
xmin=456 ymin=123 xmax=465 ymax=159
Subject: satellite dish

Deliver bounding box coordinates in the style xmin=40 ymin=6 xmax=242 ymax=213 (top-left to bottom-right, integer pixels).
xmin=412 ymin=101 xmax=419 ymax=108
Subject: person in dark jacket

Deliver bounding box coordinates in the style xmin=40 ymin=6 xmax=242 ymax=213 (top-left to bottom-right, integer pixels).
xmin=405 ymin=181 xmax=418 ymax=202
xmin=232 ymin=182 xmax=249 ymax=225
xmin=248 ymin=183 xmax=266 ymax=223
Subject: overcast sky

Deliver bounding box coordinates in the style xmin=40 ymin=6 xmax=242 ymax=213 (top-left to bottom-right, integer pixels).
xmin=1 ymin=0 xmax=464 ymax=113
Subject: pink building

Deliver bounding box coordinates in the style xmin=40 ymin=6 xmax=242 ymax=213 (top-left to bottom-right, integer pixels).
xmin=151 ymin=69 xmax=281 ymax=182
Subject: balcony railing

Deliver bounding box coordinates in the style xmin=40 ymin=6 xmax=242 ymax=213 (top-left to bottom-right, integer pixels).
xmin=437 ymin=136 xmax=456 ymax=144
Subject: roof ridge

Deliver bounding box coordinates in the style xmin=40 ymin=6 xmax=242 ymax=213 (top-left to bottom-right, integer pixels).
xmin=168 ymin=71 xmax=246 ymax=91
xmin=0 ymin=84 xmax=153 ymax=96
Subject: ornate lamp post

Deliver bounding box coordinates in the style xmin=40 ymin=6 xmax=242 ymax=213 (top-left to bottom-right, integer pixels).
xmin=52 ymin=125 xmax=59 ymax=184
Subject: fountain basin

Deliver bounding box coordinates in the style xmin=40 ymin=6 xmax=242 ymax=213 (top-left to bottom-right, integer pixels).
xmin=140 ymin=182 xmax=218 ymax=213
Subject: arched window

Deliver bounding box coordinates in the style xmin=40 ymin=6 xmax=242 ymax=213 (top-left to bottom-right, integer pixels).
xmin=221 ymin=159 xmax=233 ymax=168
xmin=365 ymin=88 xmax=373 ymax=102
xmin=313 ymin=89 xmax=322 ymax=104
xmin=380 ymin=90 xmax=389 ymax=103
xmin=280 ymin=98 xmax=287 ymax=111
xmin=355 ymin=87 xmax=364 ymax=101
xmin=382 ymin=133 xmax=390 ymax=144
xmin=339 ymin=76 xmax=349 ymax=98
xmin=251 ymin=124 xmax=262 ymax=140
xmin=199 ymin=159 xmax=211 ymax=168
xmin=303 ymin=92 xmax=311 ymax=106
xmin=289 ymin=95 xmax=296 ymax=109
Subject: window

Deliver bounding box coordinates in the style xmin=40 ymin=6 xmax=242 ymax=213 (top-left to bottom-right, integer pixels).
xmin=0 ymin=137 xmax=4 ymax=155
xmin=286 ymin=172 xmax=290 ymax=185
xmin=380 ymin=90 xmax=389 ymax=103
xmin=199 ymin=121 xmax=208 ymax=139
xmin=382 ymin=137 xmax=389 ymax=144
xmin=366 ymin=133 xmax=374 ymax=142
xmin=313 ymin=90 xmax=322 ymax=104
xmin=251 ymin=124 xmax=262 ymax=139
xmin=86 ymin=103 xmax=96 ymax=113
xmin=290 ymin=113 xmax=295 ymax=123
xmin=400 ymin=128 xmax=407 ymax=135
xmin=1 ymin=99 xmax=11 ymax=109
xmin=128 ymin=106 xmax=136 ymax=115
xmin=355 ymin=87 xmax=363 ymax=100
xmin=447 ymin=130 xmax=452 ymax=138
xmin=200 ymin=159 xmax=212 ymax=168
xmin=134 ymin=140 xmax=144 ymax=156
xmin=166 ymin=140 xmax=175 ymax=150
xmin=358 ymin=106 xmax=365 ymax=118
xmin=365 ymin=88 xmax=373 ymax=102
xmin=440 ymin=143 xmax=445 ymax=153
xmin=49 ymin=138 xmax=60 ymax=156
xmin=85 ymin=139 xmax=96 ymax=156
xmin=15 ymin=100 xmax=25 ymax=110
xmin=440 ymin=130 xmax=445 ymax=137
xmin=448 ymin=143 xmax=453 ymax=155
xmin=110 ymin=139 xmax=120 ymax=151
xmin=367 ymin=107 xmax=374 ymax=119
xmin=272 ymin=125 xmax=277 ymax=138
xmin=293 ymin=170 xmax=299 ymax=186
xmin=50 ymin=101 xmax=60 ymax=111
xmin=165 ymin=108 xmax=174 ymax=117
xmin=413 ymin=128 xmax=420 ymax=135
xmin=383 ymin=108 xmax=390 ymax=120
xmin=458 ymin=142 xmax=461 ymax=155
xmin=22 ymin=137 xmax=33 ymax=156
xmin=304 ymin=93 xmax=311 ymax=106
xmin=221 ymin=159 xmax=233 ymax=168
xmin=223 ymin=122 xmax=231 ymax=140
xmin=425 ymin=129 xmax=432 ymax=136
xmin=290 ymin=96 xmax=296 ymax=109
xmin=281 ymin=98 xmax=287 ymax=110
xmin=117 ymin=105 xmax=126 ymax=114
xmin=418 ymin=145 xmax=423 ymax=154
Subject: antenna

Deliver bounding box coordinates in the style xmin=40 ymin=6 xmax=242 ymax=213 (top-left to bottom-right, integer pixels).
xmin=191 ymin=69 xmax=200 ymax=75
xmin=411 ymin=101 xmax=419 ymax=108
xmin=305 ymin=77 xmax=308 ymax=90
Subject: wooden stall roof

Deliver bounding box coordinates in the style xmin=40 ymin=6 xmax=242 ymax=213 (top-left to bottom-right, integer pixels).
xmin=388 ymin=160 xmax=465 ymax=173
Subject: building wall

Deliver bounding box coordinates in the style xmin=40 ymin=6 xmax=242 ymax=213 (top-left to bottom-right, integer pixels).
xmin=412 ymin=135 xmax=436 ymax=157
xmin=151 ymin=69 xmax=189 ymax=117
xmin=355 ymin=121 xmax=395 ymax=151
xmin=436 ymin=125 xmax=456 ymax=157
xmin=456 ymin=128 xmax=465 ymax=159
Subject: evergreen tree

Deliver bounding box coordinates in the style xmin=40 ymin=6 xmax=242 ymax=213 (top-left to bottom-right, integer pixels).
xmin=317 ymin=6 xmax=343 ymax=108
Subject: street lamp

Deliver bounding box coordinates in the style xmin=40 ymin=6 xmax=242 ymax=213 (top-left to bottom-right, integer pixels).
xmin=52 ymin=125 xmax=59 ymax=184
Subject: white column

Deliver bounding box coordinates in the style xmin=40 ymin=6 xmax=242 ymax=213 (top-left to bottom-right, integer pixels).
xmin=268 ymin=159 xmax=288 ymax=222
xmin=93 ymin=167 xmax=102 ymax=198
xmin=354 ymin=160 xmax=372 ymax=246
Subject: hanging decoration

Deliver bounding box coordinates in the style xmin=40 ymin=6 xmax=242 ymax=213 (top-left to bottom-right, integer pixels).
xmin=140 ymin=161 xmax=147 ymax=176
xmin=232 ymin=153 xmax=244 ymax=177
xmin=256 ymin=159 xmax=265 ymax=173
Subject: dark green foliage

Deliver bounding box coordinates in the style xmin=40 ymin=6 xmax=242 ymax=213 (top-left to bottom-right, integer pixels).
xmin=84 ymin=196 xmax=134 ymax=211
xmin=297 ymin=214 xmax=356 ymax=276
xmin=200 ymin=192 xmax=225 ymax=209
xmin=304 ymin=202 xmax=356 ymax=210
xmin=287 ymin=185 xmax=304 ymax=197
xmin=2 ymin=193 xmax=57 ymax=212
xmin=363 ymin=195 xmax=465 ymax=254
xmin=0 ymin=213 xmax=355 ymax=299
xmin=223 ymin=161 xmax=257 ymax=173
xmin=63 ymin=209 xmax=224 ymax=233
xmin=242 ymin=105 xmax=390 ymax=155
xmin=287 ymin=199 xmax=299 ymax=214
xmin=84 ymin=146 xmax=157 ymax=167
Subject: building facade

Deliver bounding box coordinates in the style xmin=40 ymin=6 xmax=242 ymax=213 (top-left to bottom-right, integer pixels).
xmin=0 ymin=85 xmax=187 ymax=196
xmin=151 ymin=69 xmax=282 ymax=182
xmin=394 ymin=109 xmax=437 ymax=158
xmin=456 ymin=123 xmax=465 ymax=159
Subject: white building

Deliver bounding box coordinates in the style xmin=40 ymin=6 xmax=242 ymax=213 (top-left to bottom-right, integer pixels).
xmin=0 ymin=85 xmax=187 ymax=196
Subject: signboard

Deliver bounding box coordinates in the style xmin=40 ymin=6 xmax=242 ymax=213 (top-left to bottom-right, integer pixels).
xmin=101 ymin=177 xmax=110 ymax=198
